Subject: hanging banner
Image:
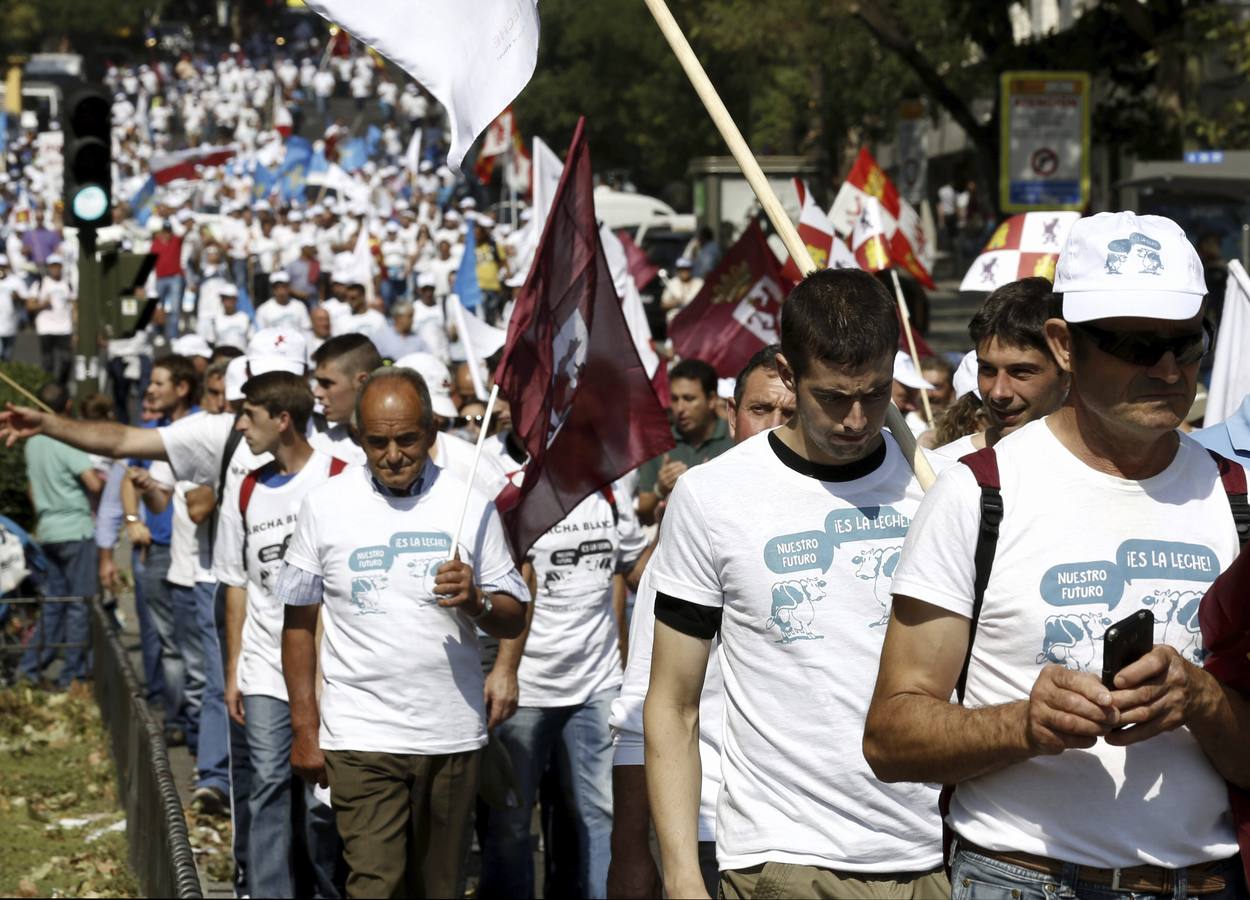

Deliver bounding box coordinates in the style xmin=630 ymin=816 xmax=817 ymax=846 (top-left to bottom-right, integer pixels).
xmin=999 ymin=71 xmax=1090 ymax=213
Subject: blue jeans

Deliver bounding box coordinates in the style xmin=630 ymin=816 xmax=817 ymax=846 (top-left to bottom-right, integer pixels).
xmin=157 ymin=274 xmax=184 ymax=338
xmin=131 ymin=548 xmax=165 ymax=705
xmin=480 ymin=689 xmax=616 ymax=899
xmin=951 ymin=845 xmax=1246 ymax=900
xmin=0 ymin=334 xmax=14 ymax=362
xmin=243 ymin=694 xmax=342 ymax=898
xmin=170 ymin=581 xmax=230 ymax=794
xmin=139 ymin=546 xmax=188 ymax=731
xmin=18 ymin=539 xmax=95 ymax=687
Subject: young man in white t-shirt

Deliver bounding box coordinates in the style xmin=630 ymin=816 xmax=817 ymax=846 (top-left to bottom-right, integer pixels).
xmin=867 ymin=212 xmax=1250 ymax=896
xmin=27 ymin=254 xmax=74 ymax=385
xmin=203 ymin=284 xmax=253 ymax=352
xmin=478 ymin=473 xmax=647 ymax=899
xmin=646 ymin=269 xmax=947 ymax=899
xmin=215 ymin=372 xmax=345 ymax=899
xmin=609 ymin=344 xmax=796 ymax=899
xmin=254 ymin=272 xmax=312 ymax=334
xmin=935 ymin=277 xmax=1069 ymax=460
xmin=276 ymin=368 xmax=528 ymax=898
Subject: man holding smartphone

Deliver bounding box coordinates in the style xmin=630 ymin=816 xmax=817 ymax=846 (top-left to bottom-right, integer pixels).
xmin=866 ymin=212 xmax=1250 ymax=898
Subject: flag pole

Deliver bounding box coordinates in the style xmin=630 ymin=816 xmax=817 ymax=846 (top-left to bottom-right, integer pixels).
xmin=446 ymin=383 xmax=500 ymax=562
xmin=644 ymin=0 xmax=936 ymax=490
xmin=889 ymin=268 xmax=933 ymax=425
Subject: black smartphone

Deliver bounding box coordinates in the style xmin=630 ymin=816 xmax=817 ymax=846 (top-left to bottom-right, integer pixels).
xmin=1101 ymin=609 xmax=1155 ymax=690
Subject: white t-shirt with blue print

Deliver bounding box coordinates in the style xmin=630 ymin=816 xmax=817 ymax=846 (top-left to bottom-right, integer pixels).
xmin=650 ymin=428 xmax=943 ymax=874
xmin=891 ymin=419 xmax=1240 ymax=869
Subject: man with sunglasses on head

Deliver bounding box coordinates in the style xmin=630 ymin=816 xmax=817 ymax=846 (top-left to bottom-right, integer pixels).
xmin=865 ymin=212 xmax=1249 ymax=899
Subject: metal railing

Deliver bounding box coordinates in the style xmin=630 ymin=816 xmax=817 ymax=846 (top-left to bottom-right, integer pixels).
xmin=0 ymin=595 xmax=202 ymax=898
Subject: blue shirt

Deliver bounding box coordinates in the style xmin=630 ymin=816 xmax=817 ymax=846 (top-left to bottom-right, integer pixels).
xmin=1192 ymin=394 xmax=1250 ymax=467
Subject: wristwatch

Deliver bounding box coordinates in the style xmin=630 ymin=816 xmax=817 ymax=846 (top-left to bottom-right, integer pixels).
xmin=469 ymin=593 xmax=493 ymax=622
xmin=124 ymin=514 xmax=141 ymax=524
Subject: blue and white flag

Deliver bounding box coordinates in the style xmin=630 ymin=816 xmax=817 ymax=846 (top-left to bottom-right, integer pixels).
xmin=453 ymin=221 xmax=482 ymax=312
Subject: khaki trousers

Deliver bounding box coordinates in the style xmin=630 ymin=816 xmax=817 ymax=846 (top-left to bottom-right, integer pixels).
xmin=720 ymin=861 xmax=951 ymax=900
xmin=324 ymin=747 xmax=482 ymax=899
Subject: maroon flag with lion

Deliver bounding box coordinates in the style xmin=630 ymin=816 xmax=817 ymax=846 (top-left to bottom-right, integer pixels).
xmin=494 ymin=117 xmax=674 ymax=560
xmin=668 ymin=220 xmax=793 ymax=378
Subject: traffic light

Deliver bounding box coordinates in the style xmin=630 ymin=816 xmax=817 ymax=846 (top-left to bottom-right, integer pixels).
xmin=62 ymin=85 xmax=112 ymax=230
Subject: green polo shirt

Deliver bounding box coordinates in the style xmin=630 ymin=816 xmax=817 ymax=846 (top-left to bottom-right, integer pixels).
xmin=637 ymin=416 xmax=733 ymax=495
xmin=25 ymin=434 xmax=96 ymax=544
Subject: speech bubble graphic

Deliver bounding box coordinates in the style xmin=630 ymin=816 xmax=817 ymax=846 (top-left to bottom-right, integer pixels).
xmin=349 ymin=544 xmax=393 ymax=572
xmin=826 ymin=506 xmax=911 ymax=548
xmin=390 ymin=531 xmax=452 ymax=555
xmin=1116 ymin=540 xmax=1219 ymax=584
xmin=1039 ymin=561 xmax=1125 ymax=609
xmin=764 ymin=530 xmax=834 ymax=574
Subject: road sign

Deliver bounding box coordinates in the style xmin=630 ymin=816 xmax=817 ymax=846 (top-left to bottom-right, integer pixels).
xmin=1000 ymin=71 xmax=1090 ymax=213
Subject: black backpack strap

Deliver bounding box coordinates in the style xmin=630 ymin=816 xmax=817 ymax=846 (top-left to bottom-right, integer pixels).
xmin=941 ymin=445 xmax=1003 ymax=871
xmin=207 ymin=413 xmax=244 ymax=554
xmin=1207 ymin=449 xmax=1250 ymax=548
xmin=956 ymin=446 xmax=1003 ymax=703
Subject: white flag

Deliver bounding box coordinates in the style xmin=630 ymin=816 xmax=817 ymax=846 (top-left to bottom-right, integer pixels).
xmin=449 ymin=294 xmax=508 ymax=401
xmin=405 ymin=128 xmax=422 ymax=177
xmin=600 ymin=223 xmax=661 ymax=382
xmin=304 ymin=0 xmax=540 ymax=172
xmin=1206 ymin=260 xmax=1250 ymax=426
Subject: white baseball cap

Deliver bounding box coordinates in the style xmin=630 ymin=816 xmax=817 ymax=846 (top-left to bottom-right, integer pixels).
xmin=172 ymin=334 xmax=213 ymax=359
xmin=416 ymin=272 xmax=437 ymax=290
xmin=247 ymin=328 xmax=307 ymax=376
xmin=224 ymin=355 xmax=250 ymax=402
xmin=394 ymin=352 xmax=458 ymax=419
xmin=893 ymin=351 xmax=935 ymax=391
xmin=47 ymin=253 xmax=64 ymax=265
xmin=952 ymin=350 xmax=981 ymax=400
xmin=1053 ymin=211 xmax=1207 ymax=323
xmin=268 ymin=271 xmax=290 ymax=284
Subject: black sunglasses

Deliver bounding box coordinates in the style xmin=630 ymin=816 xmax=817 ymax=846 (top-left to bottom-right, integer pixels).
xmin=1070 ymin=322 xmax=1211 ymax=367
xmin=452 ymin=414 xmax=486 ymax=428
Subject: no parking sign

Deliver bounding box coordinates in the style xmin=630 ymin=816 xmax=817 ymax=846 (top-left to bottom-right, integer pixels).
xmin=1000 ymin=71 xmax=1090 ymax=212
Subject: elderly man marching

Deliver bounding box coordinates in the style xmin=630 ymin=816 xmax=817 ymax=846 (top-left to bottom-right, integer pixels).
xmin=866 ymin=212 xmax=1250 ymax=900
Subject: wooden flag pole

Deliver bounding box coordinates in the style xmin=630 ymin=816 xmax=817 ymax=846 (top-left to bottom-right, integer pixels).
xmin=0 ymin=369 xmax=54 ymax=413
xmin=890 ymin=268 xmax=934 ymax=426
xmin=643 ymin=0 xmax=936 ymax=490
xmin=446 ymin=383 xmax=500 ymax=561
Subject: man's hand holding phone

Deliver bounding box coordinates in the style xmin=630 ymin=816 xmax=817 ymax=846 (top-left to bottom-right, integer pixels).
xmin=1106 ymin=645 xmax=1205 ymax=746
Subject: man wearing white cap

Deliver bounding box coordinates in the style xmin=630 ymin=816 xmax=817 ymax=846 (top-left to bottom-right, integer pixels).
xmin=0 ymin=253 xmax=29 ymax=362
xmin=27 ymin=253 xmax=75 ymax=386
xmin=173 ymin=333 xmax=214 ymax=376
xmin=254 ymin=272 xmax=312 ymax=334
xmin=660 ymin=257 xmax=703 ymax=323
xmin=202 ymin=284 xmax=253 ymax=353
xmin=891 ymin=350 xmax=936 ymax=438
xmin=867 ymin=212 xmax=1250 ymax=897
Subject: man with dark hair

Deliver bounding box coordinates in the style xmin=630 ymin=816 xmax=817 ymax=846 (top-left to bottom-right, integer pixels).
xmin=16 ymin=381 xmax=104 ymax=687
xmin=935 ymin=276 xmax=1070 ymax=458
xmin=637 ymin=357 xmax=733 ymax=525
xmin=608 ymin=344 xmax=795 ymax=898
xmin=645 ymin=269 xmax=946 ymax=899
xmin=868 ymin=213 xmax=1248 ymax=897
xmin=217 ymin=371 xmax=345 ymax=899
xmin=310 ymin=333 xmax=383 ymax=465
xmin=278 ymin=367 xmax=528 ymax=898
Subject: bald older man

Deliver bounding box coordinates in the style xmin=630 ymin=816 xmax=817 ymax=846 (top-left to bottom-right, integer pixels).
xmin=277 ymin=367 xmax=527 ymax=899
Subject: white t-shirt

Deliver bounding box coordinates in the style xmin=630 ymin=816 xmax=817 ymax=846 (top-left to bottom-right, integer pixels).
xmin=255 ymin=297 xmax=312 ymax=333
xmin=34 ymin=277 xmax=73 ymax=335
xmin=649 ymin=429 xmax=942 ymax=873
xmin=0 ymin=273 xmax=28 ymax=337
xmin=215 ymin=451 xmax=345 ymax=700
xmin=307 ymin=418 xmax=366 ymax=467
xmin=206 ymin=310 xmax=253 ymax=351
xmin=331 ymin=308 xmax=386 ymax=339
xmin=610 ymin=565 xmax=724 ymax=842
xmin=148 ymin=461 xmax=215 ymax=587
xmin=519 ymin=486 xmax=646 ymax=707
xmin=283 ymin=463 xmax=525 ymax=754
xmin=933 ymin=431 xmax=981 ymax=460
xmin=891 ymin=420 xmax=1240 ymax=869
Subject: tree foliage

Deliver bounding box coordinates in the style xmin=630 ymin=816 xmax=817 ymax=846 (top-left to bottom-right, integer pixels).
xmin=0 ymin=0 xmax=156 ymax=56
xmin=517 ymin=0 xmax=1250 ymax=211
